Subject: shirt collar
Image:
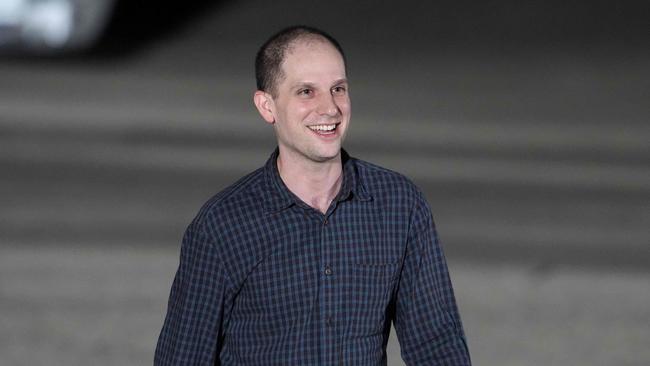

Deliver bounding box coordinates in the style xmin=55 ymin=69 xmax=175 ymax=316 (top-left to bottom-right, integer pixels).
xmin=262 ymin=147 xmax=372 ymax=213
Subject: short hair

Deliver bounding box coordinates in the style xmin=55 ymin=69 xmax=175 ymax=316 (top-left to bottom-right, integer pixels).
xmin=255 ymin=25 xmax=346 ymax=96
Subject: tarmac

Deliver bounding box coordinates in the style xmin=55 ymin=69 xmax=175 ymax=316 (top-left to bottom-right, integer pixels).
xmin=1 ymin=1 xmax=649 ymax=365
xmin=1 ymin=244 xmax=649 ymax=366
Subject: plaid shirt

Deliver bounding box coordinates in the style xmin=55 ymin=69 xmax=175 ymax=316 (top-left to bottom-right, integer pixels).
xmin=155 ymin=148 xmax=470 ymax=365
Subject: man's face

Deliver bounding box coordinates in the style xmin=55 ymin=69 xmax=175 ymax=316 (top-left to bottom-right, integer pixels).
xmin=257 ymin=39 xmax=350 ymax=164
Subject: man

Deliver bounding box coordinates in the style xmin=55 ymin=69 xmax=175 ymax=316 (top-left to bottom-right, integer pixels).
xmin=155 ymin=25 xmax=471 ymax=365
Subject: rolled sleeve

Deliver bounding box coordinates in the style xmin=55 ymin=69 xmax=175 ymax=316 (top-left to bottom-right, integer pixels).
xmin=394 ymin=194 xmax=471 ymax=365
xmin=154 ymin=220 xmax=235 ymax=365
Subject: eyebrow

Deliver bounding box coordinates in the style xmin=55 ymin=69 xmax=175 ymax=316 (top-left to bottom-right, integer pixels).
xmin=291 ymin=82 xmax=317 ymax=90
xmin=291 ymin=79 xmax=348 ymax=90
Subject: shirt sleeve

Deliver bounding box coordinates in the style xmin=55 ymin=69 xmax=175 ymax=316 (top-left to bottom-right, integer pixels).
xmin=154 ymin=218 xmax=236 ymax=365
xmin=393 ymin=193 xmax=471 ymax=365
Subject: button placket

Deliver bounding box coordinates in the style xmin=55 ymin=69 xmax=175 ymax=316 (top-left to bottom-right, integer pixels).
xmin=320 ymin=210 xmax=340 ymax=365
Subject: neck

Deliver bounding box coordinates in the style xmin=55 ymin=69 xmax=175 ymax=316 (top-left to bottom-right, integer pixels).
xmin=276 ymin=148 xmax=343 ymax=214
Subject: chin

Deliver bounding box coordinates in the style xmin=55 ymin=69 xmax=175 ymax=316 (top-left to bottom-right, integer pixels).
xmin=310 ymin=149 xmax=341 ymax=163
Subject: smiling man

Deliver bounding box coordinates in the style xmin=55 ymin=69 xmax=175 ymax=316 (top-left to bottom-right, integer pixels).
xmin=155 ymin=26 xmax=471 ymax=365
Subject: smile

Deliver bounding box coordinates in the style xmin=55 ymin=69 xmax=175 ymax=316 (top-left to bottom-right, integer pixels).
xmin=308 ymin=123 xmax=339 ymax=132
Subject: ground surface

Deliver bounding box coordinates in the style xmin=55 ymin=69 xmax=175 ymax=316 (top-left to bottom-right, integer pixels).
xmin=1 ymin=245 xmax=649 ymax=366
xmin=1 ymin=1 xmax=648 ymax=365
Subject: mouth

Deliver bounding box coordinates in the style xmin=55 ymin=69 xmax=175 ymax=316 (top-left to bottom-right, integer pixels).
xmin=307 ymin=122 xmax=340 ymax=136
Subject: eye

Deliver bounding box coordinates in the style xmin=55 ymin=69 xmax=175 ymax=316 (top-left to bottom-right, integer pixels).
xmin=297 ymin=88 xmax=313 ymax=96
xmin=332 ymin=85 xmax=347 ymax=95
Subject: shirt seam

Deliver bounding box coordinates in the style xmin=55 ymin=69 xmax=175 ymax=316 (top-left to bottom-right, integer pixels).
xmin=193 ymin=213 xmax=239 ymax=292
xmin=197 ymin=168 xmax=265 ymax=221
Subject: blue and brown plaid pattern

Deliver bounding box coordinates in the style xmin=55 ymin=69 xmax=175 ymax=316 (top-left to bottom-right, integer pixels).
xmin=155 ymin=148 xmax=471 ymax=365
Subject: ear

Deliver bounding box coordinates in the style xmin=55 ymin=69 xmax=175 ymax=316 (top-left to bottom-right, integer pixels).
xmin=253 ymin=90 xmax=276 ymax=124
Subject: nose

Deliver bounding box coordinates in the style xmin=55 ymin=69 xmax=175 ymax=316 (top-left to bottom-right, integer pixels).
xmin=317 ymin=93 xmax=339 ymax=117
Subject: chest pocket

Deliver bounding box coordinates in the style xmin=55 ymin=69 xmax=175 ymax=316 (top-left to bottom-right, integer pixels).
xmin=342 ymin=260 xmax=400 ymax=336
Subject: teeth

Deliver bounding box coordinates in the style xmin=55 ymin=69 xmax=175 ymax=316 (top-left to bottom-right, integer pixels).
xmin=308 ymin=124 xmax=336 ymax=131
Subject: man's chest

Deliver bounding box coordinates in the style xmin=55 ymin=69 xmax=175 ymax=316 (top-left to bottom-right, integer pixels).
xmin=225 ymin=202 xmax=409 ymax=337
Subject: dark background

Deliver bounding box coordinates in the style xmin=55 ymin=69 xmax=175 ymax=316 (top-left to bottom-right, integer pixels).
xmin=1 ymin=1 xmax=648 ymax=364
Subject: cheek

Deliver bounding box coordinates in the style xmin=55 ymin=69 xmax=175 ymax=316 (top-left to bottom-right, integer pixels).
xmin=337 ymin=99 xmax=351 ymax=115
xmin=287 ymin=101 xmax=315 ymax=119
xmin=334 ymin=94 xmax=350 ymax=108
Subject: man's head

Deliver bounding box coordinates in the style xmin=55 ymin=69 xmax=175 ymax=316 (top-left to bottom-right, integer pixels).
xmin=255 ymin=25 xmax=346 ymax=97
xmin=253 ymin=26 xmax=351 ymax=164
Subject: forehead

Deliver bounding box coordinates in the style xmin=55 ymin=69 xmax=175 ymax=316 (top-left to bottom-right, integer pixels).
xmin=279 ymin=39 xmax=346 ymax=83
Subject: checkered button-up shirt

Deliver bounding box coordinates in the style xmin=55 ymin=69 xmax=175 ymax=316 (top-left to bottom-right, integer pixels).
xmin=155 ymin=148 xmax=471 ymax=365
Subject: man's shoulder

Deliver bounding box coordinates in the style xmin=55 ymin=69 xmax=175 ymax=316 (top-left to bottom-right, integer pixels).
xmin=352 ymin=157 xmax=436 ymax=237
xmin=351 ymin=156 xmax=423 ymax=201
xmin=181 ymin=166 xmax=272 ymax=286
xmin=191 ymin=167 xmax=266 ymax=228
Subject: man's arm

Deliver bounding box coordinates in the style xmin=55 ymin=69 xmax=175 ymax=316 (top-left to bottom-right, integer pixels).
xmin=154 ymin=219 xmax=235 ymax=365
xmin=393 ymin=193 xmax=471 ymax=365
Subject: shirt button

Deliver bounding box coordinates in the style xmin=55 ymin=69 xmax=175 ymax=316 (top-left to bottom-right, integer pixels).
xmin=326 ymin=316 xmax=333 ymax=327
xmin=324 ymin=266 xmax=333 ymax=275
xmin=323 ymin=219 xmax=328 ymax=226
